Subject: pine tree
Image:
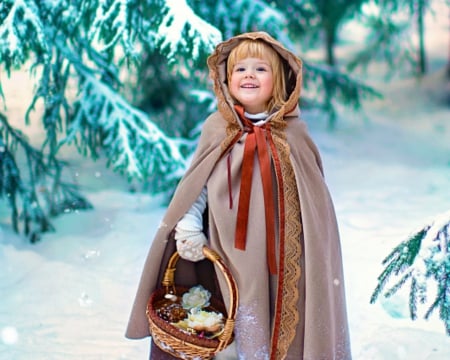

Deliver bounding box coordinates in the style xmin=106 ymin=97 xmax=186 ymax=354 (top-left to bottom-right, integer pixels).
xmin=190 ymin=0 xmax=290 ymax=43
xmin=370 ymin=210 xmax=450 ymax=335
xmin=348 ymin=0 xmax=437 ymax=77
xmin=270 ymin=0 xmax=382 ymax=128
xmin=0 ymin=0 xmax=222 ymax=241
xmin=282 ymin=0 xmax=368 ymax=67
xmin=138 ymin=0 xmax=294 ymax=140
xmin=193 ymin=0 xmax=382 ymax=129
xmin=0 ymin=0 xmax=383 ymax=242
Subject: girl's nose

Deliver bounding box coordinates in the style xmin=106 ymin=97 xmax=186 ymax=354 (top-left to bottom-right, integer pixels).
xmin=244 ymin=72 xmax=255 ymax=78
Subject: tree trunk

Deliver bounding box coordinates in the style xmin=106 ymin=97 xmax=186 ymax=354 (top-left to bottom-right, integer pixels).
xmin=323 ymin=24 xmax=337 ymax=128
xmin=324 ymin=25 xmax=336 ymax=66
xmin=447 ymin=4 xmax=450 ymax=78
xmin=417 ymin=0 xmax=427 ymax=75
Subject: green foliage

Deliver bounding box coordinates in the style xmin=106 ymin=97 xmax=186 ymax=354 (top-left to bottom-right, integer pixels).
xmin=302 ymin=60 xmax=382 ymax=127
xmin=347 ymin=14 xmax=416 ymax=75
xmin=370 ymin=228 xmax=425 ymax=305
xmin=0 ymin=0 xmax=49 ymax=72
xmin=371 ymin=212 xmax=450 ymax=335
xmin=0 ymin=0 xmax=220 ymax=241
xmin=0 ymin=113 xmax=92 ymax=242
xmin=133 ymin=0 xmax=291 ymax=140
xmin=274 ymin=0 xmax=367 ymax=65
xmin=349 ymin=0 xmax=439 ymax=77
xmin=190 ymin=0 xmax=287 ymax=41
xmin=0 ymin=0 xmax=420 ymax=242
xmin=189 ymin=0 xmax=382 ymax=128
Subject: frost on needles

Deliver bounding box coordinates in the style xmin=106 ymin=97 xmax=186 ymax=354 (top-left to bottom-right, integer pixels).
xmin=0 ymin=0 xmax=221 ymax=242
xmin=371 ymin=210 xmax=450 ymax=335
xmin=0 ymin=0 xmax=388 ymax=243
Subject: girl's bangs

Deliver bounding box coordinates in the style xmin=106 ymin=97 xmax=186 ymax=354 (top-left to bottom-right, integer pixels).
xmin=233 ymin=41 xmax=267 ymax=62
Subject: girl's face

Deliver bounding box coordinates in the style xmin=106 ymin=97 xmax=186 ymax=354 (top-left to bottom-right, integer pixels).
xmin=229 ymin=57 xmax=274 ymax=114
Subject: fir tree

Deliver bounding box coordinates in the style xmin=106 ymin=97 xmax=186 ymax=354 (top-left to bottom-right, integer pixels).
xmin=139 ymin=0 xmax=294 ymax=141
xmin=189 ymin=0 xmax=290 ymax=44
xmin=269 ymin=0 xmax=382 ymax=127
xmin=0 ymin=0 xmax=383 ymax=242
xmin=278 ymin=0 xmax=368 ymax=67
xmin=371 ymin=210 xmax=450 ymax=335
xmin=0 ymin=0 xmax=222 ymax=241
xmin=191 ymin=0 xmax=381 ymax=129
xmin=348 ymin=0 xmax=439 ymax=77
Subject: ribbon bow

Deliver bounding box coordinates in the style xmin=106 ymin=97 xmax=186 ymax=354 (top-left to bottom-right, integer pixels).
xmin=233 ymin=106 xmax=278 ymax=275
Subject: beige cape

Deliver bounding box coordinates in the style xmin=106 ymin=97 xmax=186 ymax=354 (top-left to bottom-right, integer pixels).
xmin=126 ymin=32 xmax=352 ymax=360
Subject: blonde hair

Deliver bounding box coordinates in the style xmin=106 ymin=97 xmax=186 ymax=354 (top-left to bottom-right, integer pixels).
xmin=227 ymin=39 xmax=287 ymax=113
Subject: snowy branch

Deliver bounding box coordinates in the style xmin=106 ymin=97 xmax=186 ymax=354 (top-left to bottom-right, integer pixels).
xmin=0 ymin=0 xmax=50 ymax=71
xmin=155 ymin=0 xmax=222 ymax=62
xmin=88 ymin=0 xmax=130 ymax=52
xmin=371 ymin=210 xmax=450 ymax=335
xmin=63 ymin=71 xmax=187 ymax=184
xmin=192 ymin=0 xmax=287 ymax=44
xmin=0 ymin=113 xmax=92 ymax=242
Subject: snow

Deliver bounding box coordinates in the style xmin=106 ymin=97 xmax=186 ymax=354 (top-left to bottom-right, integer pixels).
xmin=1 ymin=8 xmax=450 ymax=360
xmin=2 ymin=84 xmax=449 ymax=360
xmin=157 ymin=0 xmax=222 ymax=60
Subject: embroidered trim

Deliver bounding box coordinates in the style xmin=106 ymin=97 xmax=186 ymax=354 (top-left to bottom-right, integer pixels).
xmin=221 ymin=121 xmax=302 ymax=360
xmin=271 ymin=129 xmax=302 ymax=359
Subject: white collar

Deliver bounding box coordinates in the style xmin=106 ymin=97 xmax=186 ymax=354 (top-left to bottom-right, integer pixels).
xmin=244 ymin=111 xmax=269 ymax=126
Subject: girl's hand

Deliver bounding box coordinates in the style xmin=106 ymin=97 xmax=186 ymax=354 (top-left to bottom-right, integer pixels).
xmin=175 ymin=231 xmax=207 ymax=262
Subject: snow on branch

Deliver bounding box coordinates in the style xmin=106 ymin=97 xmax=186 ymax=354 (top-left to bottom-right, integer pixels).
xmin=156 ymin=0 xmax=222 ymax=62
xmin=192 ymin=0 xmax=287 ymax=46
xmin=0 ymin=0 xmax=50 ymax=71
xmin=87 ymin=0 xmax=130 ymax=52
xmin=234 ymin=0 xmax=287 ymax=43
xmin=371 ymin=210 xmax=450 ymax=335
xmin=63 ymin=71 xmax=186 ymax=184
xmin=0 ymin=113 xmax=92 ymax=242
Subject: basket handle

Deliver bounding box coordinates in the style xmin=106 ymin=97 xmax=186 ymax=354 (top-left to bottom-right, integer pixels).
xmin=161 ymin=246 xmax=239 ymax=351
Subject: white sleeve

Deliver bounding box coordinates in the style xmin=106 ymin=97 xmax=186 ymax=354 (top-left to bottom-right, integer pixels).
xmin=174 ymin=186 xmax=207 ymax=236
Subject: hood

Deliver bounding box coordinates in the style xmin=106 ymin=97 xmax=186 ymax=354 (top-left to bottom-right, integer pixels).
xmin=207 ymin=31 xmax=303 ymax=128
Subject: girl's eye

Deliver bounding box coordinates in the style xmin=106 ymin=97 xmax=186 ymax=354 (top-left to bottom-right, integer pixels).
xmin=256 ymin=67 xmax=267 ymax=72
xmin=235 ymin=67 xmax=245 ymax=72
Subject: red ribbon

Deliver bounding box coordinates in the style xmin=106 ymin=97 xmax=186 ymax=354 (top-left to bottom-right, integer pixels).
xmin=233 ymin=106 xmax=278 ymax=275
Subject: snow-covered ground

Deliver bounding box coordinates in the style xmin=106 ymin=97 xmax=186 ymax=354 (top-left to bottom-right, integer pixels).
xmin=1 ymin=7 xmax=449 ymax=360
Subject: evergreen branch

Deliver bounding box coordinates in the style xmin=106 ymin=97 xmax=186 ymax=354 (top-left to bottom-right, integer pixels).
xmin=62 ymin=69 xmax=186 ymax=188
xmin=424 ymin=269 xmax=450 ymax=336
xmin=382 ymin=271 xmax=413 ymax=299
xmin=26 ymin=54 xmax=72 ymax=154
xmin=0 ymin=0 xmax=50 ymax=73
xmin=303 ymin=60 xmax=382 ymax=109
xmin=370 ymin=229 xmax=425 ymax=303
xmin=302 ymin=60 xmax=383 ymax=127
xmin=192 ymin=0 xmax=288 ymax=47
xmin=347 ymin=14 xmax=416 ymax=76
xmin=155 ymin=0 xmax=222 ymax=64
xmin=409 ymin=277 xmax=419 ymax=320
xmin=0 ymin=113 xmax=54 ymax=240
xmin=87 ymin=0 xmax=129 ymax=52
xmin=443 ymin=275 xmax=450 ymax=335
xmin=371 ymin=211 xmax=450 ymax=334
xmin=424 ymin=286 xmax=442 ymax=320
xmin=0 ymin=112 xmax=92 ymax=242
xmin=424 ymin=267 xmax=450 ymax=335
xmin=0 ymin=129 xmax=22 ymax=232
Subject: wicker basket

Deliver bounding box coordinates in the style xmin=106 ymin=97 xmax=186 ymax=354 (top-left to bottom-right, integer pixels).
xmin=146 ymin=246 xmax=239 ymax=359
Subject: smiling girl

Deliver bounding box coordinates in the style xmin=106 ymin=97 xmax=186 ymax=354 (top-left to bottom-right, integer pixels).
xmin=126 ymin=32 xmax=352 ymax=360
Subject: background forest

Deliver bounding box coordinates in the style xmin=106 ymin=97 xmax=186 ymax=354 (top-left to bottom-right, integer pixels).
xmin=1 ymin=0 xmax=448 ymax=243
xmin=1 ymin=0 xmax=449 ymax=359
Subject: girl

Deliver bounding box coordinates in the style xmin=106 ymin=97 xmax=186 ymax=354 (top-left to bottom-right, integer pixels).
xmin=126 ymin=32 xmax=352 ymax=360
